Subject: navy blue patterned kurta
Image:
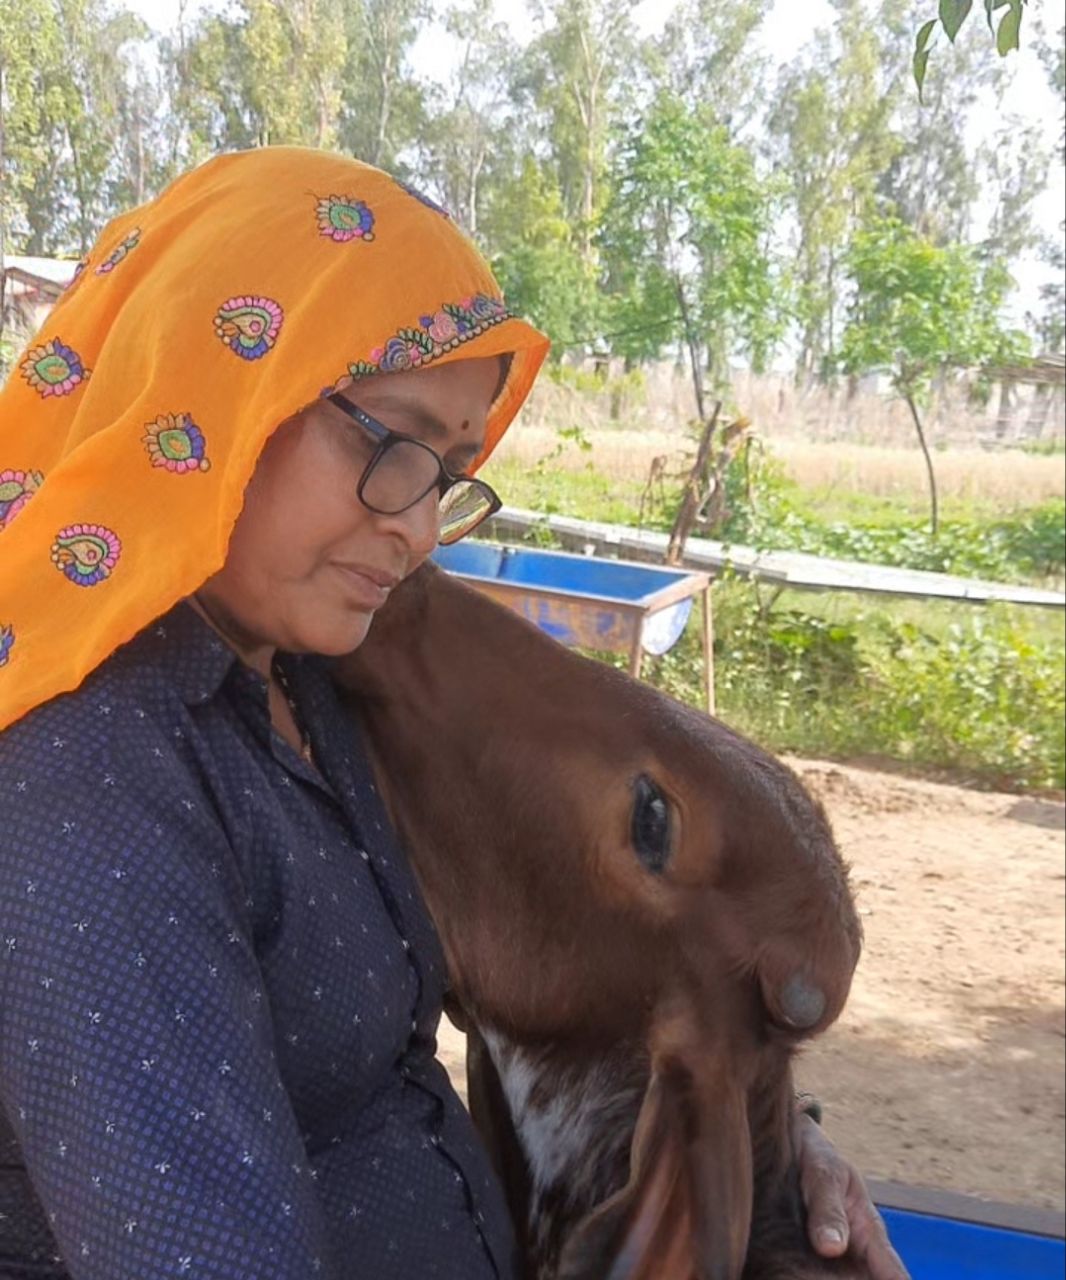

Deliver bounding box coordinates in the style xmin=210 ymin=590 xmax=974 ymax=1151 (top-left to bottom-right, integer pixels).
xmin=0 ymin=602 xmax=515 ymax=1279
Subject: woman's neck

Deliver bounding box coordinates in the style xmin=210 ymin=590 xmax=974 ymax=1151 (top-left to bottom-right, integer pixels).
xmin=185 ymin=593 xmax=275 ymax=680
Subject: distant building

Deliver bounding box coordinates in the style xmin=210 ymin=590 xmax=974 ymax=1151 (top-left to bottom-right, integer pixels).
xmin=1 ymin=255 xmax=79 ymax=341
xmin=982 ymin=353 xmax=1066 ymax=444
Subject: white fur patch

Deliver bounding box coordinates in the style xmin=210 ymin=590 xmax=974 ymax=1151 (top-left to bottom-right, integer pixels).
xmin=482 ymin=1029 xmax=616 ymax=1194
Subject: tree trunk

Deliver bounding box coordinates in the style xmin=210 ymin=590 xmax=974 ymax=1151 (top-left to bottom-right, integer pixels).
xmin=905 ymin=390 xmax=939 ymax=537
xmin=666 ymin=402 xmax=722 ymax=566
xmin=674 ymin=274 xmax=706 ymax=424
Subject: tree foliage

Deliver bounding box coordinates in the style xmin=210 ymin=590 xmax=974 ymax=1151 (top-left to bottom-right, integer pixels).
xmin=842 ymin=217 xmax=1028 ymax=392
xmin=0 ymin=0 xmax=1058 ymax=384
xmin=769 ymin=1 xmax=900 ymax=382
xmin=840 ymin=216 xmax=1030 ymax=530
xmin=601 ymin=90 xmax=783 ymax=386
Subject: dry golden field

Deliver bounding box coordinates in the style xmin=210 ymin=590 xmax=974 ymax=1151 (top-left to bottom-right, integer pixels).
xmin=492 ymin=424 xmax=1066 ymax=510
xmin=513 ymin=364 xmax=1065 ymax=449
xmin=496 ymin=366 xmax=1065 ymax=512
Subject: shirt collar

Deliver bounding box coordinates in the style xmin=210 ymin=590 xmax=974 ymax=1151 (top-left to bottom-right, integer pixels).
xmin=147 ymin=599 xmax=243 ymax=706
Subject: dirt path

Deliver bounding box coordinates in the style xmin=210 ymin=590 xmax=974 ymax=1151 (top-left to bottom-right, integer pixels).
xmin=436 ymin=759 xmax=1065 ymax=1212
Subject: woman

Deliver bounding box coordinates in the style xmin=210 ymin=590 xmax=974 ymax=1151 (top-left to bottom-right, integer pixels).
xmin=0 ymin=148 xmax=905 ymax=1278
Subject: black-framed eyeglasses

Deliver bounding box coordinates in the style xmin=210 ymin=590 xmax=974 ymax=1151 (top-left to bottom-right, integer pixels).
xmin=325 ymin=393 xmax=502 ymax=545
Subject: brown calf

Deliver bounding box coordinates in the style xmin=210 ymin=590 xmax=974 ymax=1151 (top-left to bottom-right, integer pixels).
xmin=333 ymin=562 xmax=865 ymax=1280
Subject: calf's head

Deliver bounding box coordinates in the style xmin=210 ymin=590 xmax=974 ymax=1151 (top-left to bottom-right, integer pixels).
xmin=333 ymin=563 xmax=863 ymax=1280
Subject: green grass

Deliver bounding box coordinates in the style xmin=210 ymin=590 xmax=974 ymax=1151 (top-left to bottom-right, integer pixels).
xmin=783 ymin=485 xmax=1015 ymax=527
xmin=481 ymin=457 xmax=652 ymax=527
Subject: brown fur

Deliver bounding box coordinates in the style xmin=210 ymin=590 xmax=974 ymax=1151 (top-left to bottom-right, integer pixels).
xmin=332 ymin=562 xmax=866 ymax=1280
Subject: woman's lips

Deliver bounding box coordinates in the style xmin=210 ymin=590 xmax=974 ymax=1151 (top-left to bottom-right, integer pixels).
xmin=332 ymin=563 xmax=398 ymax=608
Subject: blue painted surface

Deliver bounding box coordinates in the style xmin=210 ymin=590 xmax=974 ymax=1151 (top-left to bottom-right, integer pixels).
xmin=433 ymin=543 xmax=701 ymax=657
xmin=434 ymin=543 xmax=692 ymax=605
xmin=881 ymin=1206 xmax=1065 ymax=1280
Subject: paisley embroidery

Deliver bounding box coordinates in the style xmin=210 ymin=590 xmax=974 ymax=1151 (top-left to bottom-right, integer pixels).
xmin=0 ymin=625 xmax=14 ymax=668
xmin=213 ymin=296 xmax=284 ymax=361
xmin=143 ymin=414 xmax=211 ymax=473
xmin=337 ymin=294 xmax=510 ymax=385
xmin=51 ymin=523 xmax=121 ymax=587
xmin=0 ymin=469 xmax=44 ymax=530
xmin=19 ymin=340 xmax=90 ymax=398
xmin=395 ymin=179 xmax=451 ymax=219
xmin=316 ymin=196 xmax=375 ymax=243
xmin=95 ymin=227 xmax=142 ymax=275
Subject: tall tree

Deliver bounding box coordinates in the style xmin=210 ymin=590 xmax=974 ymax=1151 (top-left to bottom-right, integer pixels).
xmin=417 ymin=0 xmax=517 ymax=235
xmin=485 ymin=155 xmax=599 ymax=352
xmin=339 ymin=0 xmax=428 ymax=169
xmin=1032 ymin=21 xmax=1065 ymax=351
xmin=878 ymin=5 xmax=1006 ymax=246
xmin=179 ymin=0 xmax=348 ymax=151
xmin=649 ymin=0 xmax=772 ymax=137
xmin=840 ymin=216 xmax=1029 ymax=533
xmin=1 ymin=0 xmax=154 ymax=256
xmin=768 ymin=0 xmax=899 ymax=382
xmin=1 ymin=0 xmax=60 ymax=260
xmin=601 ymin=90 xmax=784 ymax=392
xmin=518 ymin=0 xmax=637 ymax=264
xmin=979 ymin=115 xmax=1050 ymax=262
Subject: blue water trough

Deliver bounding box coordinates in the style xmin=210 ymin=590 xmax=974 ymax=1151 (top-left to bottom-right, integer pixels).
xmin=433 ymin=541 xmax=715 ymax=710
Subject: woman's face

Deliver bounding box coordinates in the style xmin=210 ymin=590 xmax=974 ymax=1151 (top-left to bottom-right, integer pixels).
xmin=196 ymin=355 xmax=502 ymax=659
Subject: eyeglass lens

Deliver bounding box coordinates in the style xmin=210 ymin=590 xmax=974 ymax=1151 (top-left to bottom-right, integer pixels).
xmin=361 ymin=438 xmax=495 ymax=544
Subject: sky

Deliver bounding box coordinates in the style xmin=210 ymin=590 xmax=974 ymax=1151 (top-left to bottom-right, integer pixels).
xmin=127 ymin=0 xmax=1064 ymax=321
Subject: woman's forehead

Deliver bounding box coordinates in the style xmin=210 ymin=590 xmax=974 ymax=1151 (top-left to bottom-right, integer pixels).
xmin=358 ymin=355 xmax=504 ymax=405
xmin=353 ymin=357 xmax=503 ymax=432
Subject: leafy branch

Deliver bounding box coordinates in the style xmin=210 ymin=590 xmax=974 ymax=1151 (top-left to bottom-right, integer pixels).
xmin=914 ymin=0 xmax=1028 ymax=98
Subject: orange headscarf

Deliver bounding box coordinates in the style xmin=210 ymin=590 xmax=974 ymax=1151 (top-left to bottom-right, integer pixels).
xmin=0 ymin=147 xmax=550 ymax=732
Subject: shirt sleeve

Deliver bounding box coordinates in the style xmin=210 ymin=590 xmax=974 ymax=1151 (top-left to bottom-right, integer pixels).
xmin=0 ymin=715 xmax=338 ymax=1280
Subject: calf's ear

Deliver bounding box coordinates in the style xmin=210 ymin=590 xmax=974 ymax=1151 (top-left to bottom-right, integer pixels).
xmin=557 ymin=1054 xmax=753 ymax=1280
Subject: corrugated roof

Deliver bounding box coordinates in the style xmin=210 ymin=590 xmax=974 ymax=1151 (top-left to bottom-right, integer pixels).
xmin=2 ymin=255 xmax=78 ymax=287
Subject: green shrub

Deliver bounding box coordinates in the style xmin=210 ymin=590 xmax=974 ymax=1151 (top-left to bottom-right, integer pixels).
xmin=641 ymin=582 xmax=1065 ymax=792
xmin=719 ymin=451 xmax=1065 ymax=586
xmin=864 ymin=613 xmax=1065 ymax=791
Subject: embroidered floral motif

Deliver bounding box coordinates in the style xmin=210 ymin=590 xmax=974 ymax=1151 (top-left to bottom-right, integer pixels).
xmin=213 ymin=296 xmax=284 ymax=361
xmin=395 ymin=179 xmax=451 ymax=219
xmin=143 ymin=414 xmax=211 ymax=473
xmin=19 ymin=340 xmax=90 ymax=398
xmin=0 ymin=469 xmax=44 ymax=531
xmin=68 ymin=260 xmax=89 ymax=288
xmin=345 ymin=361 xmax=380 ymax=380
xmin=316 ymin=196 xmax=375 ymax=243
xmin=338 ymin=294 xmax=510 ymax=385
xmin=95 ymin=227 xmax=142 ymax=275
xmin=0 ymin=625 xmax=14 ymax=668
xmin=51 ymin=524 xmax=121 ymax=587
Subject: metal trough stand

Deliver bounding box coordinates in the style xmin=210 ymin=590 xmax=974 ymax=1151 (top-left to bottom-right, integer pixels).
xmin=432 ymin=543 xmax=715 ymax=713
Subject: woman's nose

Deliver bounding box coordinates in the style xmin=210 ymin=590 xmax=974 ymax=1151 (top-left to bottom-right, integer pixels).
xmin=377 ymin=489 xmax=441 ymax=558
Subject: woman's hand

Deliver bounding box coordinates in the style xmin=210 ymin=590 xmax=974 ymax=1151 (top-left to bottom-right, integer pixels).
xmin=794 ymin=1112 xmax=912 ymax=1279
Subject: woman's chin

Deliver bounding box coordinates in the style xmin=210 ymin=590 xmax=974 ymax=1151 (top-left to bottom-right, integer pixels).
xmin=298 ymin=607 xmax=377 ymax=657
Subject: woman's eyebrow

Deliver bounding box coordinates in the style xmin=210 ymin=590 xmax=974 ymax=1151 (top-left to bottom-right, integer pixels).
xmin=365 ymin=395 xmax=451 ymax=442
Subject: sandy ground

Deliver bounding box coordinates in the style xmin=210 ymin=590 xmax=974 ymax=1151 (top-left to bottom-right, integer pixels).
xmin=436 ymin=759 xmax=1066 ymax=1213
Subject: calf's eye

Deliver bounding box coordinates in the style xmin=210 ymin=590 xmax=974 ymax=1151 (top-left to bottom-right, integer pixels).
xmin=631 ymin=775 xmax=671 ymax=874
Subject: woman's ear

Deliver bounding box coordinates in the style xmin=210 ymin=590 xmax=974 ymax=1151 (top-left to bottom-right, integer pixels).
xmin=557 ymin=1054 xmax=753 ymax=1280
